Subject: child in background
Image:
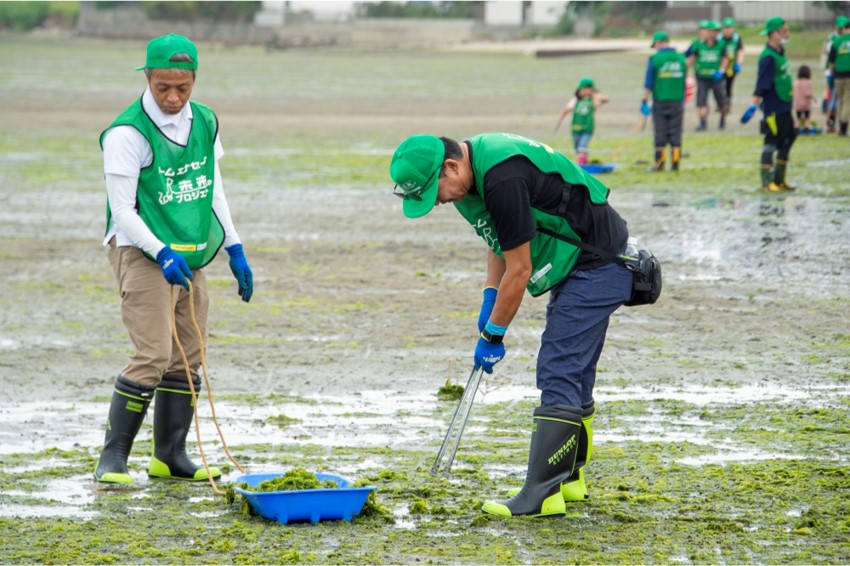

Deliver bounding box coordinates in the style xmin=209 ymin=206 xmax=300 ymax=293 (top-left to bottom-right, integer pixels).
xmin=554 ymin=77 xmax=609 ymax=166
xmin=793 ymin=65 xmax=815 ymax=133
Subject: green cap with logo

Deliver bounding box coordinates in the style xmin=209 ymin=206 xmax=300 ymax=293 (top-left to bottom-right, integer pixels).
xmin=760 ymin=16 xmax=786 ymax=35
xmin=390 ymin=135 xmax=444 ymax=218
xmin=722 ymin=17 xmax=735 ymax=27
xmin=136 ymin=33 xmax=198 ymax=71
xmin=651 ymin=30 xmax=669 ymax=47
xmin=836 ymin=15 xmax=850 ymax=29
xmin=578 ymin=77 xmax=595 ymax=90
xmin=705 ymin=20 xmax=720 ymax=31
xmin=698 ymin=19 xmax=709 ymax=29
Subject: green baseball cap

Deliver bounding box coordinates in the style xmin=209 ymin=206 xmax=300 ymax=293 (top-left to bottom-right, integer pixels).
xmin=578 ymin=77 xmax=595 ymax=90
xmin=722 ymin=17 xmax=735 ymax=27
xmin=836 ymin=15 xmax=850 ymax=29
xmin=760 ymin=16 xmax=786 ymax=35
xmin=651 ymin=30 xmax=669 ymax=47
xmin=698 ymin=19 xmax=709 ymax=29
xmin=390 ymin=135 xmax=444 ymax=219
xmin=705 ymin=20 xmax=721 ymax=31
xmin=136 ymin=33 xmax=198 ymax=71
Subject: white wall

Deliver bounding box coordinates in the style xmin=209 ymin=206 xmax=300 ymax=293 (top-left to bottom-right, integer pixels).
xmin=484 ymin=1 xmax=523 ymax=26
xmin=529 ymin=1 xmax=567 ymax=26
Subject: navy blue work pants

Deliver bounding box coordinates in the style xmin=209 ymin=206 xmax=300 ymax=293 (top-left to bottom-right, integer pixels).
xmin=536 ymin=262 xmax=633 ymax=407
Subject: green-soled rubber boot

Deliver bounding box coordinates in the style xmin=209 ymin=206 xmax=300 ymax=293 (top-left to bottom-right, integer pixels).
xmin=482 ymin=405 xmax=582 ymax=518
xmin=94 ymin=376 xmax=155 ymax=484
xmin=147 ymin=374 xmax=221 ymax=481
xmin=506 ymin=400 xmax=595 ymax=502
xmin=560 ymin=400 xmax=594 ymax=501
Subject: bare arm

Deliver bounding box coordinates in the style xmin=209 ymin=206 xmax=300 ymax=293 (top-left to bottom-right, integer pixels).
xmin=487 ymin=243 xmax=532 ymax=327
xmin=555 ymin=97 xmax=578 ymax=132
xmin=594 ymin=92 xmax=610 ymax=107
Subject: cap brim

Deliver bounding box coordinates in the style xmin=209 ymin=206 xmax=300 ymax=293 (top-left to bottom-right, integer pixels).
xmin=401 ymin=176 xmax=440 ymax=219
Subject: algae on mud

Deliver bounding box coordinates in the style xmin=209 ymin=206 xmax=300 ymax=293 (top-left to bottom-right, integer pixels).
xmin=1 ymin=34 xmax=850 ymax=564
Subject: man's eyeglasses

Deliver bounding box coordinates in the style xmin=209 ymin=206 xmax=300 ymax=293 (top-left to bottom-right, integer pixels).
xmin=392 ymin=166 xmax=440 ymax=201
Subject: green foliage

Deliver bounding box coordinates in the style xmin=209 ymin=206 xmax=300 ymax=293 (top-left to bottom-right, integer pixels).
xmin=359 ymin=1 xmax=474 ymax=19
xmin=0 ymin=2 xmax=50 ymax=31
xmin=142 ymin=1 xmax=260 ymax=23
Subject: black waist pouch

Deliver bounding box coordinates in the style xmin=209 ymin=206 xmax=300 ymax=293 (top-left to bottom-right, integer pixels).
xmin=624 ymin=249 xmax=662 ymax=307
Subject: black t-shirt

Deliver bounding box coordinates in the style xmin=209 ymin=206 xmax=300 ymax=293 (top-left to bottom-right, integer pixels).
xmin=477 ymin=150 xmax=629 ymax=270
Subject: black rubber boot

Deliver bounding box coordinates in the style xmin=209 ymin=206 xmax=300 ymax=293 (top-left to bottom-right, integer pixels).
xmin=147 ymin=373 xmax=221 ymax=481
xmin=94 ymin=376 xmax=155 ymax=484
xmin=482 ymin=404 xmax=582 ymax=518
xmin=560 ymin=400 xmax=595 ymax=501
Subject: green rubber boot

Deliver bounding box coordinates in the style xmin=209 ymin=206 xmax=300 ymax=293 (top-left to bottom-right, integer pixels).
xmin=94 ymin=376 xmax=155 ymax=484
xmin=147 ymin=374 xmax=221 ymax=481
xmin=560 ymin=400 xmax=594 ymax=501
xmin=482 ymin=405 xmax=582 ymax=518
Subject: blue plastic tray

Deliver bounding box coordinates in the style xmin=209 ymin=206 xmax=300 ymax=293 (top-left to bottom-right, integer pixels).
xmin=580 ymin=163 xmax=615 ymax=174
xmin=233 ymin=471 xmax=376 ymax=524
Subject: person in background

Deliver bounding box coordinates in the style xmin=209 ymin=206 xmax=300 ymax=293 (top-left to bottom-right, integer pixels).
xmin=94 ymin=33 xmax=254 ymax=484
xmin=793 ymin=65 xmax=815 ymax=133
xmin=390 ymin=132 xmax=636 ymax=518
xmin=827 ymin=16 xmax=850 ymax=136
xmin=554 ymin=77 xmax=610 ymax=167
xmin=642 ymin=31 xmax=687 ymax=172
xmin=719 ymin=17 xmax=745 ymax=118
xmin=687 ymin=20 xmax=729 ymax=130
xmin=741 ymin=17 xmax=798 ymax=193
xmin=821 ymin=16 xmax=847 ymax=133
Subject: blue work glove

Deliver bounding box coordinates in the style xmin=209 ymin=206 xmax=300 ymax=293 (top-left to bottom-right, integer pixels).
xmin=740 ymin=104 xmax=758 ymax=124
xmin=477 ymin=287 xmax=498 ymax=333
xmin=156 ymin=247 xmax=192 ymax=290
xmin=225 ymin=243 xmax=253 ymax=303
xmin=640 ymin=101 xmax=651 ymax=116
xmin=713 ymin=70 xmax=724 ymax=82
xmin=474 ymin=322 xmax=506 ymax=374
xmin=733 ymin=63 xmax=741 ymax=74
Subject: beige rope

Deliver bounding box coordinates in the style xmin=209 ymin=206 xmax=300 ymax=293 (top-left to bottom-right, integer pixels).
xmin=170 ymin=280 xmax=247 ymax=495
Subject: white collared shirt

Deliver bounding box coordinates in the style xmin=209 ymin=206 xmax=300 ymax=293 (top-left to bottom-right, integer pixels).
xmin=102 ymin=87 xmax=240 ymax=257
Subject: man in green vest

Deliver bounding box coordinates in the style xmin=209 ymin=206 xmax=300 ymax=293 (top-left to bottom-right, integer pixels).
xmin=642 ymin=31 xmax=687 ymax=171
xmin=390 ymin=133 xmax=637 ymax=518
xmin=94 ymin=34 xmax=255 ymax=484
xmin=828 ymin=16 xmax=850 ymax=136
xmin=741 ymin=17 xmax=798 ymax=192
xmin=687 ymin=20 xmax=729 ymax=130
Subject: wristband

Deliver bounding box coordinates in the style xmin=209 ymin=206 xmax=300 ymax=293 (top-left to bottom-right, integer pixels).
xmin=482 ymin=321 xmax=508 ymax=344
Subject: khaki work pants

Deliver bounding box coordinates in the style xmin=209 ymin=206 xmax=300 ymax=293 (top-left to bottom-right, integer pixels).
xmin=836 ymin=77 xmax=850 ymax=126
xmin=108 ymin=239 xmax=209 ymax=388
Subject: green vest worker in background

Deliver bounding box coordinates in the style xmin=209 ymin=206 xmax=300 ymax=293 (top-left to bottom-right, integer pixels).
xmin=741 ymin=17 xmax=798 ymax=192
xmin=642 ymin=31 xmax=687 ymax=172
xmin=687 ymin=20 xmax=730 ymax=130
xmin=828 ymin=16 xmax=850 ymax=135
xmin=94 ymin=34 xmax=254 ymax=484
xmin=390 ymin=133 xmax=636 ymax=518
xmin=720 ymin=17 xmax=745 ymax=115
xmin=554 ymin=77 xmax=609 ymax=167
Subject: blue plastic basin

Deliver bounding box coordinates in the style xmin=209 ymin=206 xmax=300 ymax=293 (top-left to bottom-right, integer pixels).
xmin=232 ymin=471 xmax=376 ymax=524
xmin=580 ymin=163 xmax=615 ymax=174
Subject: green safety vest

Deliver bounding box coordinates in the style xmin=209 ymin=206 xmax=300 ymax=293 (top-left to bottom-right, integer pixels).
xmin=759 ymin=45 xmax=793 ymax=103
xmin=453 ymin=133 xmax=610 ymax=297
xmin=571 ymin=97 xmax=595 ymax=134
xmin=101 ymin=98 xmax=224 ymax=269
xmin=834 ymin=33 xmax=850 ymax=73
xmin=650 ymin=49 xmax=686 ymax=101
xmin=693 ymin=39 xmax=726 ymax=78
xmin=722 ymin=33 xmax=741 ymax=77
